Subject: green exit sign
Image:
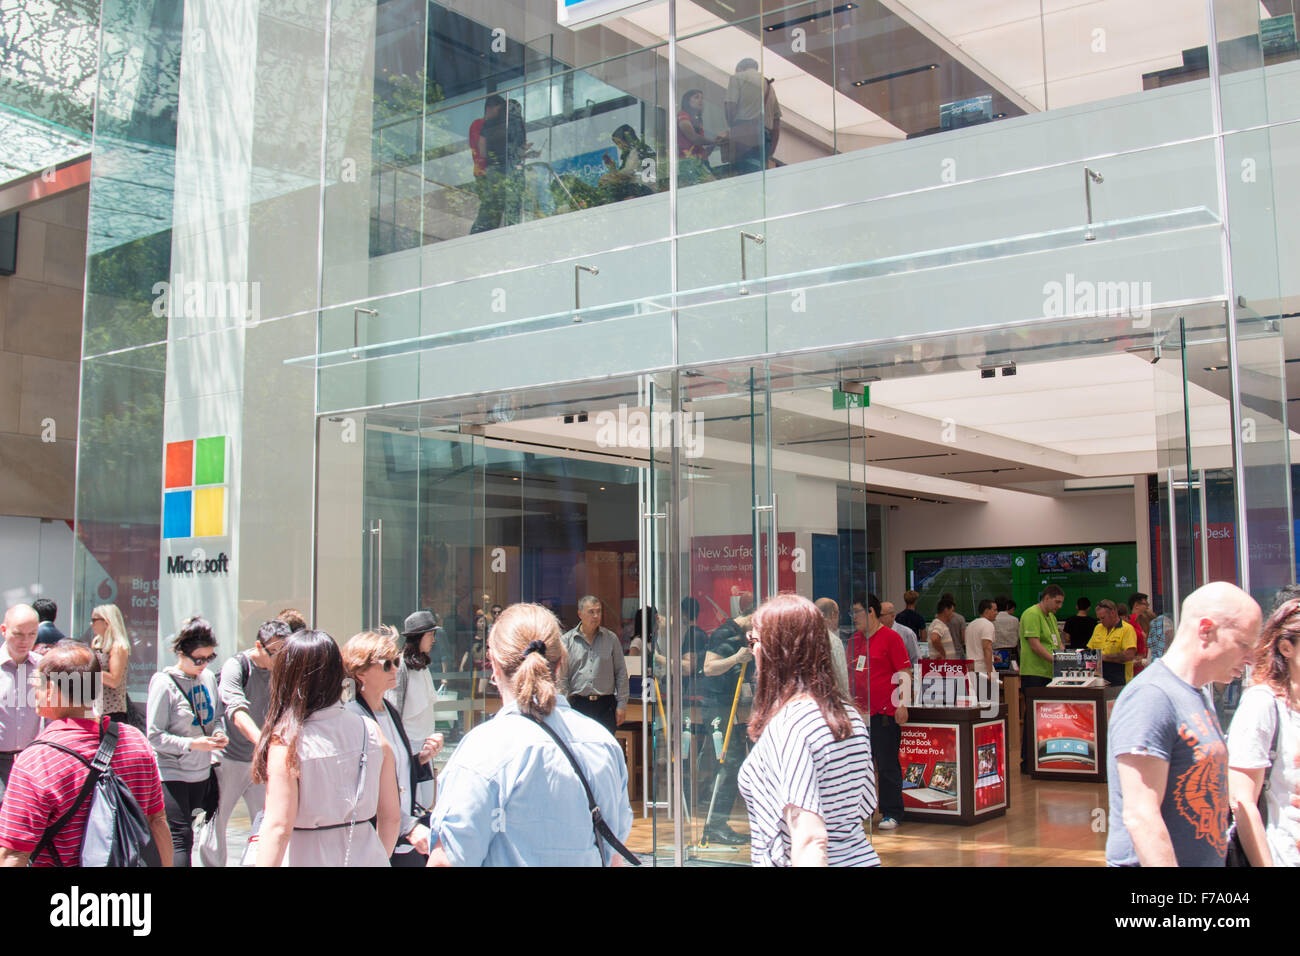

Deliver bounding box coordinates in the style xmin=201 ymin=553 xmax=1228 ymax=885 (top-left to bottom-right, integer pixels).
xmin=832 ymin=387 xmax=869 ymax=409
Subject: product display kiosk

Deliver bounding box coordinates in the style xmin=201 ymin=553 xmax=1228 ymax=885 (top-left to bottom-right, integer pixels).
xmin=899 ymin=700 xmax=1010 ymax=826
xmin=1022 ymin=684 xmax=1123 ymax=783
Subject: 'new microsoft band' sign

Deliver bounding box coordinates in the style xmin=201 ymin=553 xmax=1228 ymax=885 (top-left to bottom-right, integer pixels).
xmin=558 ymin=0 xmax=665 ymax=29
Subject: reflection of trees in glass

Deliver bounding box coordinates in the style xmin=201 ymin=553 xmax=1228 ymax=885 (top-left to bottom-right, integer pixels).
xmin=76 ymin=346 xmax=165 ymax=524
xmin=83 ymin=230 xmax=171 ymax=356
xmin=0 ymin=0 xmax=99 ymax=134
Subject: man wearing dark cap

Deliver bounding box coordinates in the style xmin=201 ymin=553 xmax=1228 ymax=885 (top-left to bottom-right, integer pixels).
xmin=558 ymin=596 xmax=628 ymax=737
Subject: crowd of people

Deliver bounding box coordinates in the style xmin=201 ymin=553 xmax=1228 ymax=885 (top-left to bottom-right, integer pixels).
xmin=0 ymin=574 xmax=1294 ymax=867
xmin=465 ymin=58 xmax=784 ymax=233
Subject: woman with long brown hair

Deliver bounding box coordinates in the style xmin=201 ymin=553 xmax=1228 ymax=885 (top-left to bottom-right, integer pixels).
xmin=737 ymin=593 xmax=878 ymax=866
xmin=426 ymin=603 xmax=633 ymax=866
xmin=253 ymin=629 xmax=400 ymax=866
xmin=1227 ymin=598 xmax=1300 ymax=866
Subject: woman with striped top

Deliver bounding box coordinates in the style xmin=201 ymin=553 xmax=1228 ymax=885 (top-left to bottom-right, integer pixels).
xmin=738 ymin=594 xmax=878 ymax=866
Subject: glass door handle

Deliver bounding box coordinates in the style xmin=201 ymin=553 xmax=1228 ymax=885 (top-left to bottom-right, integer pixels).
xmin=367 ymin=518 xmax=384 ymax=628
xmin=753 ymin=494 xmax=778 ymax=600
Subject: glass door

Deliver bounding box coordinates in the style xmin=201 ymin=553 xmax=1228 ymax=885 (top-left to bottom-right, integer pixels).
xmin=658 ymin=358 xmax=874 ymax=864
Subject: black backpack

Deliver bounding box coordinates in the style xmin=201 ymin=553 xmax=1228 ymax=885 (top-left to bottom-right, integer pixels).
xmin=28 ymin=720 xmax=161 ymax=867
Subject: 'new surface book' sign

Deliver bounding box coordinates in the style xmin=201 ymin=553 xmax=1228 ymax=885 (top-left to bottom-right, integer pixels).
xmin=558 ymin=0 xmax=665 ymax=29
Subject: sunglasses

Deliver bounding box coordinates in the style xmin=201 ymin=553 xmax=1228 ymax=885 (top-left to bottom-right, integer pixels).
xmin=187 ymin=652 xmax=218 ymax=666
xmin=91 ymin=616 xmax=106 ymax=624
xmin=374 ymin=657 xmax=401 ymax=672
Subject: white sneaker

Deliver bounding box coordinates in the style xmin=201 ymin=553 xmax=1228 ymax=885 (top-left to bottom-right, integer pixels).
xmin=877 ymin=817 xmax=900 ymax=830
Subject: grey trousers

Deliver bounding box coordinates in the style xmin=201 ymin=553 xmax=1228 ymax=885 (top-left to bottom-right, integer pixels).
xmin=198 ymin=758 xmax=265 ymax=868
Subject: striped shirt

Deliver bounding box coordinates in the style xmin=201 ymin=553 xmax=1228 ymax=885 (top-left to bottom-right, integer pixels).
xmin=738 ymin=698 xmax=878 ymax=867
xmin=0 ymin=718 xmax=164 ymax=866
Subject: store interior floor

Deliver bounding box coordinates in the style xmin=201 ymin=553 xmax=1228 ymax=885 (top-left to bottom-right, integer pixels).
xmin=625 ymin=772 xmax=1109 ymax=866
xmin=212 ymin=769 xmax=1107 ymax=866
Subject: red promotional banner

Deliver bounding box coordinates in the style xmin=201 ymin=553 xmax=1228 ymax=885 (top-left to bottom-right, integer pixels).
xmin=1033 ymin=700 xmax=1098 ymax=772
xmin=899 ymin=723 xmax=961 ymax=815
xmin=973 ymin=720 xmax=1007 ymax=812
xmin=690 ymin=532 xmax=796 ymax=631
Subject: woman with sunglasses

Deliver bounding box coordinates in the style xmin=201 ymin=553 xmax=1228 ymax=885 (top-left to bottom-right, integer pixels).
xmin=146 ymin=616 xmax=227 ymax=867
xmin=90 ymin=603 xmax=131 ymax=723
xmin=343 ymin=628 xmax=441 ymax=866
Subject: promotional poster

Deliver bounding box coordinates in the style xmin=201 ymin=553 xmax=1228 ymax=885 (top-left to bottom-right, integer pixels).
xmin=899 ymin=723 xmax=961 ymax=815
xmin=973 ymin=720 xmax=1007 ymax=811
xmin=1033 ymin=700 xmax=1099 ymax=772
xmin=690 ymin=532 xmax=796 ymax=631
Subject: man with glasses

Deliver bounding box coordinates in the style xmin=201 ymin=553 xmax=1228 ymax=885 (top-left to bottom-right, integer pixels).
xmin=848 ymin=594 xmax=911 ymax=831
xmin=558 ymin=595 xmax=628 ymax=737
xmin=0 ymin=604 xmax=42 ymax=801
xmin=0 ymin=641 xmax=172 ymax=867
xmin=200 ymin=619 xmax=290 ymax=867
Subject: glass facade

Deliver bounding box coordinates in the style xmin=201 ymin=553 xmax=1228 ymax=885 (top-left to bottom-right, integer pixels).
xmin=74 ymin=0 xmax=1298 ymax=864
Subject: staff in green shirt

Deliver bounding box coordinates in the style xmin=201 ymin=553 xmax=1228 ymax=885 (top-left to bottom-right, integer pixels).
xmin=1019 ymin=585 xmax=1065 ymax=682
xmin=1019 ymin=584 xmax=1066 ymax=773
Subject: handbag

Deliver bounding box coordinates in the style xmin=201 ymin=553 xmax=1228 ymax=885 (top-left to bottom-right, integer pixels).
xmin=519 ymin=712 xmax=640 ymax=867
xmin=124 ymin=694 xmax=148 ymax=733
xmin=167 ymin=673 xmax=221 ymax=823
xmin=1225 ymin=696 xmax=1282 ymax=867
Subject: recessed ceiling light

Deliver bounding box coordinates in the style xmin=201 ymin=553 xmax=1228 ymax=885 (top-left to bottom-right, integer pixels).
xmin=853 ymin=63 xmax=938 ymax=87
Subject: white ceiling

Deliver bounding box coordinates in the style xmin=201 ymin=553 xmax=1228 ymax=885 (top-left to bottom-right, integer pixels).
xmin=869 ymin=352 xmax=1240 ymax=458
xmin=891 ymin=0 xmax=1271 ymax=110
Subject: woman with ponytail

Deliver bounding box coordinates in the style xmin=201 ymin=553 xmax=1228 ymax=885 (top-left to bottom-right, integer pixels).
xmin=427 ymin=603 xmax=633 ymax=866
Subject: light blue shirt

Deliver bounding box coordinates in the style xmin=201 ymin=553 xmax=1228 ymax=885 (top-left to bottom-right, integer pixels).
xmin=430 ymin=696 xmax=632 ymax=866
xmin=0 ymin=644 xmax=42 ymax=751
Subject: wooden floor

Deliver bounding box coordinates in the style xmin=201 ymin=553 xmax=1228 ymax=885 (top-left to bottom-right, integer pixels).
xmin=625 ymin=771 xmax=1110 ymax=866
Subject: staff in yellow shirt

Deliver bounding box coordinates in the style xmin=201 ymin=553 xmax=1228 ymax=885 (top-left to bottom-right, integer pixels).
xmin=1087 ymin=599 xmax=1138 ymax=685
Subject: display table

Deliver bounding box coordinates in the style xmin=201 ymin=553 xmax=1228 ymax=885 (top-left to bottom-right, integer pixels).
xmin=899 ymin=703 xmax=1009 ymax=826
xmin=1023 ymin=685 xmax=1123 ymax=783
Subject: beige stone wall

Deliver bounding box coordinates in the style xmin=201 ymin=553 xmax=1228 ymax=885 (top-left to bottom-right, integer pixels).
xmin=0 ymin=187 xmax=87 ymax=520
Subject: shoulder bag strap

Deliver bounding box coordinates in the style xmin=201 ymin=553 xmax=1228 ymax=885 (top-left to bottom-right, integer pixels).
xmin=167 ymin=673 xmax=214 ymax=734
xmin=342 ymin=714 xmax=370 ymax=868
xmin=357 ymin=696 xmax=422 ymax=819
xmin=520 ymin=713 xmax=639 ymax=867
xmin=26 ymin=722 xmax=118 ymax=867
xmin=1256 ymin=698 xmax=1284 ymax=825
xmin=380 ymin=700 xmax=426 ymax=818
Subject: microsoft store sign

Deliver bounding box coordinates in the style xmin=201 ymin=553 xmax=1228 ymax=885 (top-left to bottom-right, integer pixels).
xmin=558 ymin=0 xmax=665 ymax=29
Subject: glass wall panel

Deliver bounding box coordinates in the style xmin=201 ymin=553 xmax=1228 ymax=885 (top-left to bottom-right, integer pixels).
xmin=73 ymin=344 xmax=167 ymax=697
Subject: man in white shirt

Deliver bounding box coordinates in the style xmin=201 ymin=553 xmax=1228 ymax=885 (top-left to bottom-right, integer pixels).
xmin=814 ymin=598 xmax=851 ymax=700
xmin=993 ymin=596 xmax=1020 ymax=663
xmin=928 ymin=598 xmax=957 ymax=659
xmin=0 ymin=604 xmax=42 ymax=802
xmin=966 ymin=600 xmax=997 ymax=673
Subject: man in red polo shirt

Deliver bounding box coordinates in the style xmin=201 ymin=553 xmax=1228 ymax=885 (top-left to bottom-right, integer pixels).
xmin=848 ymin=593 xmax=911 ymax=831
xmin=0 ymin=642 xmax=171 ymax=867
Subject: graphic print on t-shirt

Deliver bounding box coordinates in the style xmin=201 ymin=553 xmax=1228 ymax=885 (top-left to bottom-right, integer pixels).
xmin=1173 ymin=710 xmax=1228 ymax=853
xmin=186 ymin=683 xmax=216 ymax=727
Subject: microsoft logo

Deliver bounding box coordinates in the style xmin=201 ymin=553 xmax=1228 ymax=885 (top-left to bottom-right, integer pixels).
xmin=162 ymin=436 xmax=227 ymax=539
